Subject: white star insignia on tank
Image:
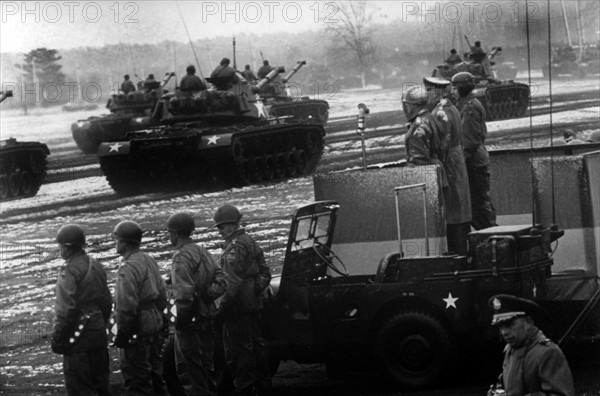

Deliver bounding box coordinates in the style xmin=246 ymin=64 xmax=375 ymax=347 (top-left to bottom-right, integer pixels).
xmin=109 ymin=142 xmax=122 ymax=152
xmin=443 ymin=292 xmax=459 ymax=309
xmin=255 ymin=100 xmax=268 ymax=119
xmin=207 ymin=135 xmax=219 ymax=145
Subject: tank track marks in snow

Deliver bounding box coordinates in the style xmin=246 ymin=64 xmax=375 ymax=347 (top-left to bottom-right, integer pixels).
xmin=98 ymin=123 xmax=325 ymax=196
xmin=0 ymin=139 xmax=50 ymax=200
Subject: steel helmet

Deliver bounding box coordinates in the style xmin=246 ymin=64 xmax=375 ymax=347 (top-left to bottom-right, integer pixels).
xmin=213 ymin=204 xmax=242 ymax=227
xmin=56 ymin=224 xmax=86 ymax=246
xmin=167 ymin=212 xmax=195 ymax=233
xmin=567 ymin=139 xmax=584 ymax=145
xmin=586 ymin=130 xmax=600 ymax=143
xmin=451 ymin=71 xmax=474 ymax=85
xmin=113 ymin=220 xmax=143 ymax=243
xmin=402 ymin=85 xmax=428 ymax=105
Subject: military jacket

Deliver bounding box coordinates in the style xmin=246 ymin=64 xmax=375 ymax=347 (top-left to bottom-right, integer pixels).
xmin=456 ymin=94 xmax=490 ymax=167
xmin=502 ymin=329 xmax=575 ymax=396
xmin=171 ymin=238 xmax=228 ymax=323
xmin=210 ymin=65 xmax=240 ymax=83
xmin=219 ymin=229 xmax=271 ymax=313
xmin=257 ymin=65 xmax=275 ymax=79
xmin=53 ymin=251 xmax=112 ymax=351
xmin=179 ymin=74 xmax=206 ymax=92
xmin=115 ymin=250 xmax=167 ymax=337
xmin=121 ymin=80 xmax=136 ymax=94
xmin=433 ymin=99 xmax=471 ymax=224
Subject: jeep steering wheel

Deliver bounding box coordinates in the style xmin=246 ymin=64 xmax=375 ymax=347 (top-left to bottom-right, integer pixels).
xmin=313 ymin=242 xmax=349 ymax=277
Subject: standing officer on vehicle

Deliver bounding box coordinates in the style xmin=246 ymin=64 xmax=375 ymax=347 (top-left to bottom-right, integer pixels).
xmin=167 ymin=212 xmax=228 ymax=395
xmin=487 ymin=295 xmax=575 ymax=396
xmin=113 ymin=220 xmax=168 ymax=395
xmin=452 ymin=72 xmax=497 ymax=230
xmin=213 ymin=204 xmax=272 ymax=396
xmin=51 ymin=224 xmax=112 ymax=396
xmin=423 ymin=77 xmax=471 ymax=255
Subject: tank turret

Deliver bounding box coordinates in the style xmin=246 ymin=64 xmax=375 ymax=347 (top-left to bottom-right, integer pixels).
xmin=97 ymin=66 xmax=326 ymax=195
xmin=70 ymin=72 xmax=175 ymax=153
xmin=431 ymin=38 xmax=530 ymax=121
xmin=0 ymin=91 xmax=50 ymax=200
xmin=257 ymin=60 xmax=330 ymax=124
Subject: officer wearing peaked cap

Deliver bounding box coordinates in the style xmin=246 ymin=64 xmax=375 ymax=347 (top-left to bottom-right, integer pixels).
xmin=112 ymin=220 xmax=168 ymax=395
xmin=214 ymin=204 xmax=272 ymax=396
xmin=488 ymin=295 xmax=575 ymax=396
xmin=166 ymin=212 xmax=228 ymax=395
xmin=52 ymin=224 xmax=112 ymax=395
xmin=424 ymin=76 xmax=471 ymax=255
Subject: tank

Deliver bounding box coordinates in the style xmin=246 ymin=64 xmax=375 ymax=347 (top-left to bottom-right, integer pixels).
xmin=257 ymin=60 xmax=330 ymax=124
xmin=70 ymin=72 xmax=175 ymax=153
xmin=0 ymin=91 xmax=50 ymax=200
xmin=97 ymin=67 xmax=326 ymax=195
xmin=543 ymin=44 xmax=600 ymax=79
xmin=432 ymin=45 xmax=530 ymax=121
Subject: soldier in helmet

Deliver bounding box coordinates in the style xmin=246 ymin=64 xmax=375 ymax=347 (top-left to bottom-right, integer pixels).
xmin=257 ymin=60 xmax=274 ymax=79
xmin=180 ymin=65 xmax=207 ymax=93
xmin=586 ymin=130 xmax=600 ymax=143
xmin=143 ymin=74 xmax=160 ymax=92
xmin=487 ymin=294 xmax=574 ymax=396
xmin=211 ymin=58 xmax=240 ymax=89
xmin=112 ymin=220 xmax=168 ymax=395
xmin=451 ymin=72 xmax=497 ymax=230
xmin=423 ymin=77 xmax=472 ymax=255
xmin=242 ymin=64 xmax=257 ymax=81
xmin=166 ymin=212 xmax=228 ymax=395
xmin=52 ymin=224 xmax=112 ymax=396
xmin=445 ymin=49 xmax=463 ymax=66
xmin=121 ymin=74 xmax=137 ymax=94
xmin=213 ymin=204 xmax=272 ymax=396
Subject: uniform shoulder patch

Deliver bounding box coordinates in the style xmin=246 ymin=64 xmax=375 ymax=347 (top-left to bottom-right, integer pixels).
xmin=436 ymin=109 xmax=448 ymax=122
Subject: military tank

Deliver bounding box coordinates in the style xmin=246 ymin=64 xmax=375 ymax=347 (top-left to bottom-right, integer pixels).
xmin=98 ymin=67 xmax=326 ymax=195
xmin=257 ymin=60 xmax=330 ymax=124
xmin=0 ymin=91 xmax=50 ymax=200
xmin=71 ymin=72 xmax=175 ymax=154
xmin=543 ymin=44 xmax=600 ymax=79
xmin=432 ymin=45 xmax=530 ymax=121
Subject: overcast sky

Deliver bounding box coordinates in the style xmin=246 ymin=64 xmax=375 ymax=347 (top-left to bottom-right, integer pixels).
xmin=1 ymin=1 xmax=411 ymax=53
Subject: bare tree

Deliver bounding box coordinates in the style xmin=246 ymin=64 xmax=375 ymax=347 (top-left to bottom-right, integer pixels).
xmin=326 ymin=1 xmax=378 ymax=88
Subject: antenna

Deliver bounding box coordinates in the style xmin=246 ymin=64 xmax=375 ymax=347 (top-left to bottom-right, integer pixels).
xmin=232 ymin=37 xmax=237 ymax=69
xmin=176 ymin=0 xmax=206 ymax=83
xmin=525 ymin=0 xmax=537 ymax=231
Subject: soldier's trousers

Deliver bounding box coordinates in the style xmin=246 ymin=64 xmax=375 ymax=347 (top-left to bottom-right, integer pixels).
xmin=120 ymin=332 xmax=166 ymax=395
xmin=63 ymin=346 xmax=111 ymax=396
xmin=223 ymin=313 xmax=271 ymax=393
xmin=175 ymin=320 xmax=217 ymax=395
xmin=467 ymin=165 xmax=497 ymax=230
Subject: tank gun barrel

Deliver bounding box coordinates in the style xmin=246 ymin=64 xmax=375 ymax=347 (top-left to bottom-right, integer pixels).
xmin=0 ymin=90 xmax=14 ymax=103
xmin=254 ymin=66 xmax=285 ymax=91
xmin=487 ymin=47 xmax=502 ymax=60
xmin=282 ymin=60 xmax=306 ymax=84
xmin=463 ymin=34 xmax=473 ymax=49
xmin=161 ymin=72 xmax=176 ymax=89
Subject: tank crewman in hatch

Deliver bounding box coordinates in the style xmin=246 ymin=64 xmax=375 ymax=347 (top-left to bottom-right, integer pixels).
xmin=452 ymin=72 xmax=497 ymax=230
xmin=424 ymin=77 xmax=471 ymax=255
xmin=52 ymin=224 xmax=112 ymax=396
xmin=242 ymin=64 xmax=258 ymax=81
xmin=180 ymin=65 xmax=207 ymax=93
xmin=214 ymin=204 xmax=272 ymax=396
xmin=166 ymin=212 xmax=228 ymax=395
xmin=121 ymin=74 xmax=137 ymax=94
xmin=211 ymin=58 xmax=240 ymax=86
xmin=143 ymin=74 xmax=160 ymax=92
xmin=113 ymin=220 xmax=168 ymax=395
xmin=257 ymin=60 xmax=274 ymax=79
xmin=445 ymin=49 xmax=463 ymax=66
xmin=487 ymin=294 xmax=575 ymax=396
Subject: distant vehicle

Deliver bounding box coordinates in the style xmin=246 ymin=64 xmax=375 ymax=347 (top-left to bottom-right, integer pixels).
xmin=432 ymin=36 xmax=530 ymax=120
xmin=543 ymin=43 xmax=600 ymax=79
xmin=0 ymin=91 xmax=50 ymax=200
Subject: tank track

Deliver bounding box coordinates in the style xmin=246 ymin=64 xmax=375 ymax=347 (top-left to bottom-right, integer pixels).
xmin=268 ymin=100 xmax=329 ymax=125
xmin=99 ymin=123 xmax=325 ymax=195
xmin=72 ymin=113 xmax=154 ymax=154
xmin=475 ymin=83 xmax=530 ymax=121
xmin=0 ymin=142 xmax=49 ymax=200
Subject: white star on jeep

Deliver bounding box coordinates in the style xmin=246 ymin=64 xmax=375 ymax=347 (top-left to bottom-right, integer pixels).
xmin=109 ymin=142 xmax=122 ymax=152
xmin=207 ymin=135 xmax=219 ymax=145
xmin=443 ymin=293 xmax=459 ymax=309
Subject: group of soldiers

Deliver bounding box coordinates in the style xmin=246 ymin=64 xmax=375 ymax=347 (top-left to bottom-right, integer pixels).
xmin=403 ymin=71 xmax=497 ymax=254
xmin=51 ymin=204 xmax=271 ymax=396
xmin=120 ymin=74 xmax=161 ymax=95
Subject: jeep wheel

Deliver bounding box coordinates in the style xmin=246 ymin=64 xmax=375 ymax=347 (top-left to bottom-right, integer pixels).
xmin=374 ymin=312 xmax=454 ymax=389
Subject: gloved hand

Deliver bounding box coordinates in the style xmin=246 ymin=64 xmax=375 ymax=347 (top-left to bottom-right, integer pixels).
xmin=114 ymin=330 xmax=131 ymax=349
